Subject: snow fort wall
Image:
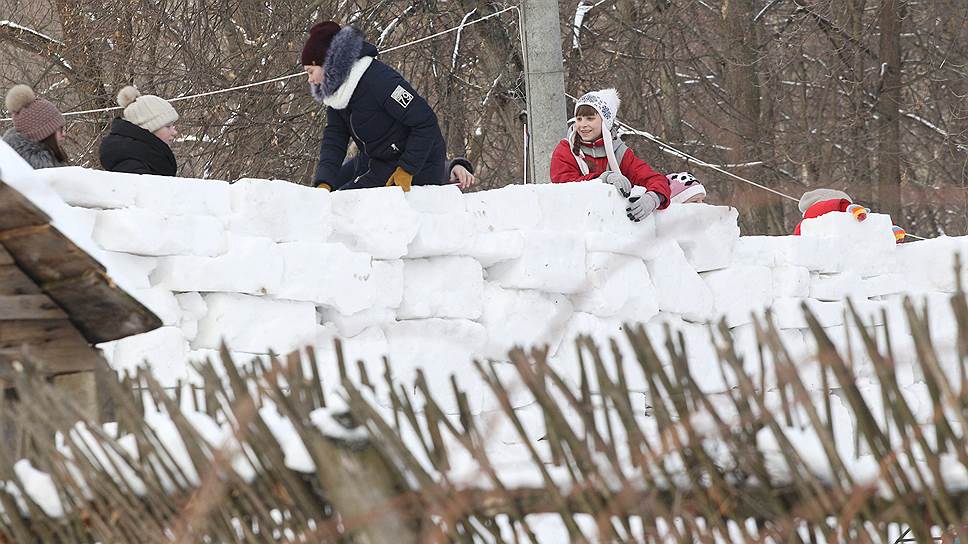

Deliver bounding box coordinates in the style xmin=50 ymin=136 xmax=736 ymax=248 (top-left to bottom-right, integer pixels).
xmin=12 ymin=158 xmax=968 ymax=411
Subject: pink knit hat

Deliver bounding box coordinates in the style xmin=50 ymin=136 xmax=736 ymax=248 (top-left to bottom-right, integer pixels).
xmin=667 ymin=172 xmax=706 ymax=203
xmin=4 ymin=85 xmax=65 ymax=142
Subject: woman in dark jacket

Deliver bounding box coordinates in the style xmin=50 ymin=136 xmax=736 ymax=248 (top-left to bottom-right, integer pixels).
xmin=302 ymin=21 xmax=450 ymax=191
xmin=99 ymin=86 xmax=178 ymax=176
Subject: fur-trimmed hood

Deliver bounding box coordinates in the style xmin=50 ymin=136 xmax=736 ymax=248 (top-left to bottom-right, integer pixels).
xmin=2 ymin=128 xmax=65 ymax=169
xmin=321 ymin=27 xmax=378 ymax=96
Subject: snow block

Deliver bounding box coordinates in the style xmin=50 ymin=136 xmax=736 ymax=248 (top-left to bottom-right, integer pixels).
xmin=799 ymin=212 xmax=897 ymax=276
xmin=132 ymin=286 xmax=181 ymax=326
xmin=644 ymin=240 xmax=713 ymax=321
xmin=313 ymin=326 xmax=392 ymax=393
xmin=701 ymin=265 xmax=773 ymax=328
xmin=772 ymin=266 xmax=810 ymax=298
xmin=407 ymin=210 xmax=475 ymax=258
xmin=895 ymin=236 xmax=968 ymax=293
xmin=774 ymin=235 xmax=846 ymax=273
xmin=654 ymin=204 xmax=740 ymax=272
xmin=230 ymin=178 xmax=332 ymax=242
xmin=771 ymin=298 xmax=844 ymax=329
xmin=93 ymin=208 xmax=227 ymax=257
xmin=384 ymin=319 xmax=488 ymax=411
xmin=132 ymin=176 xmax=231 ymax=216
xmin=548 ymin=312 xmax=637 ymax=389
xmin=36 ymin=167 xmax=139 ymax=209
xmin=487 ymin=230 xmax=587 ymax=294
xmin=465 ymin=184 xmax=541 ymax=232
xmin=462 ymin=231 xmax=525 ymax=267
xmin=329 ymin=186 xmax=420 ymax=259
xmin=175 ymin=292 xmax=207 ymax=341
xmin=479 ymin=283 xmax=573 ymax=359
xmin=585 ymin=215 xmax=660 ymax=260
xmin=572 ymin=252 xmax=659 ymax=321
xmin=809 ymin=272 xmax=864 ymax=301
xmin=194 ymin=293 xmax=318 ymax=354
xmin=98 ymin=251 xmax=157 ymax=290
xmin=111 ymin=327 xmax=189 ymax=386
xmin=370 ymin=260 xmax=405 ymax=309
xmin=532 ymin=181 xmax=617 ymax=233
xmin=151 ymin=235 xmax=282 ymax=294
xmin=732 ymin=236 xmax=781 ymax=267
xmin=398 ymin=257 xmax=483 ymax=319
xmin=319 ymin=307 xmax=396 ymax=338
xmin=272 ymin=242 xmax=373 ymax=314
xmin=860 ymin=274 xmax=904 ymax=299
xmin=404 ymin=184 xmax=465 ymax=213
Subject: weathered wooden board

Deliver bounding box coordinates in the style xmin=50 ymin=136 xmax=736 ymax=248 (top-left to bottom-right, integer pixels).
xmin=0 ymin=224 xmax=105 ymax=283
xmin=44 ymin=271 xmax=160 ymax=343
xmin=0 ymin=265 xmax=41 ymax=295
xmin=0 ymin=182 xmax=49 ymax=231
xmin=0 ymin=295 xmax=67 ymax=320
xmin=0 ymin=319 xmax=100 ymax=376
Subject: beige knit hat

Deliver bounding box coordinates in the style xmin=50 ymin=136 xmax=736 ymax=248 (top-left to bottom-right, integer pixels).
xmin=5 ymin=84 xmax=65 ymax=142
xmin=117 ymin=86 xmax=178 ymax=133
xmin=798 ymin=188 xmax=851 ymax=214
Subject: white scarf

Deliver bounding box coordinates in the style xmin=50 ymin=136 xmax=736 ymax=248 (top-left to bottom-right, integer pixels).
xmin=322 ymin=56 xmax=374 ymax=110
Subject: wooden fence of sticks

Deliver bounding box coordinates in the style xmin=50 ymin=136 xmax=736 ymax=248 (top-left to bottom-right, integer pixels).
xmin=0 ymin=294 xmax=967 ymax=542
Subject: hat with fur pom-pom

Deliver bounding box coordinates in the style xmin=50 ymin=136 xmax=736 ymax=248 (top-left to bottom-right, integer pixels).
xmin=4 ymin=84 xmax=65 ymax=142
xmin=117 ymin=85 xmax=178 ymax=133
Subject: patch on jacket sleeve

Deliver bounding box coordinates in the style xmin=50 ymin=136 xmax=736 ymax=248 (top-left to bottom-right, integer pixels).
xmin=390 ymin=85 xmax=413 ymax=108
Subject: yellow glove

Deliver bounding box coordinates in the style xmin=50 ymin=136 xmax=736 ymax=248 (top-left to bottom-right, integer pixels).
xmin=386 ymin=167 xmax=413 ymax=192
xmin=316 ymin=182 xmax=331 ymax=191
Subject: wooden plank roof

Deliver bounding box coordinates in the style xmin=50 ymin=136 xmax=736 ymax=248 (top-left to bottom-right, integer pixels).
xmin=0 ymin=180 xmax=161 ymax=344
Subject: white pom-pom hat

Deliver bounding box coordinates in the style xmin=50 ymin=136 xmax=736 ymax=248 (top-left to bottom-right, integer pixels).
xmin=116 ymin=85 xmax=178 ymax=133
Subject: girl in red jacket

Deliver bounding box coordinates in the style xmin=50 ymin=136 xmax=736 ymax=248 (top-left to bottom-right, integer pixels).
xmin=550 ymin=88 xmax=671 ymax=222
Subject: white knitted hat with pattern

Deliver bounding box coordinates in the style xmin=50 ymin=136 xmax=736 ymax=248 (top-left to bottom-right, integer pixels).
xmin=569 ymin=88 xmax=622 ymax=175
xmin=117 ymin=86 xmax=178 ymax=133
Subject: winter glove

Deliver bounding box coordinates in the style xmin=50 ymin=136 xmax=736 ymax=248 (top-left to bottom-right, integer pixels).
xmin=316 ymin=182 xmax=332 ymax=191
xmin=600 ymin=171 xmax=632 ymax=197
xmin=846 ymin=204 xmax=869 ymax=222
xmin=893 ymin=225 xmax=906 ymax=243
xmin=386 ymin=167 xmax=413 ymax=192
xmin=626 ymin=191 xmax=661 ymax=222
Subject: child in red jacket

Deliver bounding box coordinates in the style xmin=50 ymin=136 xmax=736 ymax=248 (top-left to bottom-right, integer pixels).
xmin=794 ymin=188 xmax=906 ymax=242
xmin=550 ymin=88 xmax=671 ymax=222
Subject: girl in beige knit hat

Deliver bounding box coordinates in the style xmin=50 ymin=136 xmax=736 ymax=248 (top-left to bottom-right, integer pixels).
xmin=99 ymin=86 xmax=179 ymax=176
xmin=2 ymin=84 xmax=68 ymax=169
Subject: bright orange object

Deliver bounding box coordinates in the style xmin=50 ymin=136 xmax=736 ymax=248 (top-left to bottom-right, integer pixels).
xmin=846 ymin=204 xmax=868 ymax=222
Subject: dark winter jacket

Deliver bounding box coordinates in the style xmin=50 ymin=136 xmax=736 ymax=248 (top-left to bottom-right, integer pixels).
xmin=2 ymin=128 xmax=66 ymax=169
xmin=312 ymin=26 xmax=446 ymax=190
xmin=99 ymin=118 xmax=177 ymax=176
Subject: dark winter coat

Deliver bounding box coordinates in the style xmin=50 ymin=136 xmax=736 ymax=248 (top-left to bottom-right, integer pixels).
xmin=2 ymin=128 xmax=66 ymax=169
xmin=312 ymin=26 xmax=446 ymax=190
xmin=99 ymin=118 xmax=177 ymax=176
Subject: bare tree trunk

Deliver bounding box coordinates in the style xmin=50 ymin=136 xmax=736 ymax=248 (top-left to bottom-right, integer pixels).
xmin=876 ymin=0 xmax=904 ymax=222
xmin=722 ymin=0 xmax=782 ymax=233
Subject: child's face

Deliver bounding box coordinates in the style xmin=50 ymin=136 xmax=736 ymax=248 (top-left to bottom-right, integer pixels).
xmin=575 ymin=111 xmax=603 ymax=142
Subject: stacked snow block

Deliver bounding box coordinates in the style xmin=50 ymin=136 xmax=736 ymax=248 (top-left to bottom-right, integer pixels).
xmin=33 ymin=165 xmax=965 ymax=407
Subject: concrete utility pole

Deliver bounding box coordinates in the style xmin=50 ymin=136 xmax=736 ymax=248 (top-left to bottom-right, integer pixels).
xmin=520 ymin=0 xmax=566 ymax=183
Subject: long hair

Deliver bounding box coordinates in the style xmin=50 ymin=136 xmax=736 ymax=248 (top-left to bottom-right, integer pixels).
xmin=39 ymin=132 xmax=68 ymax=164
